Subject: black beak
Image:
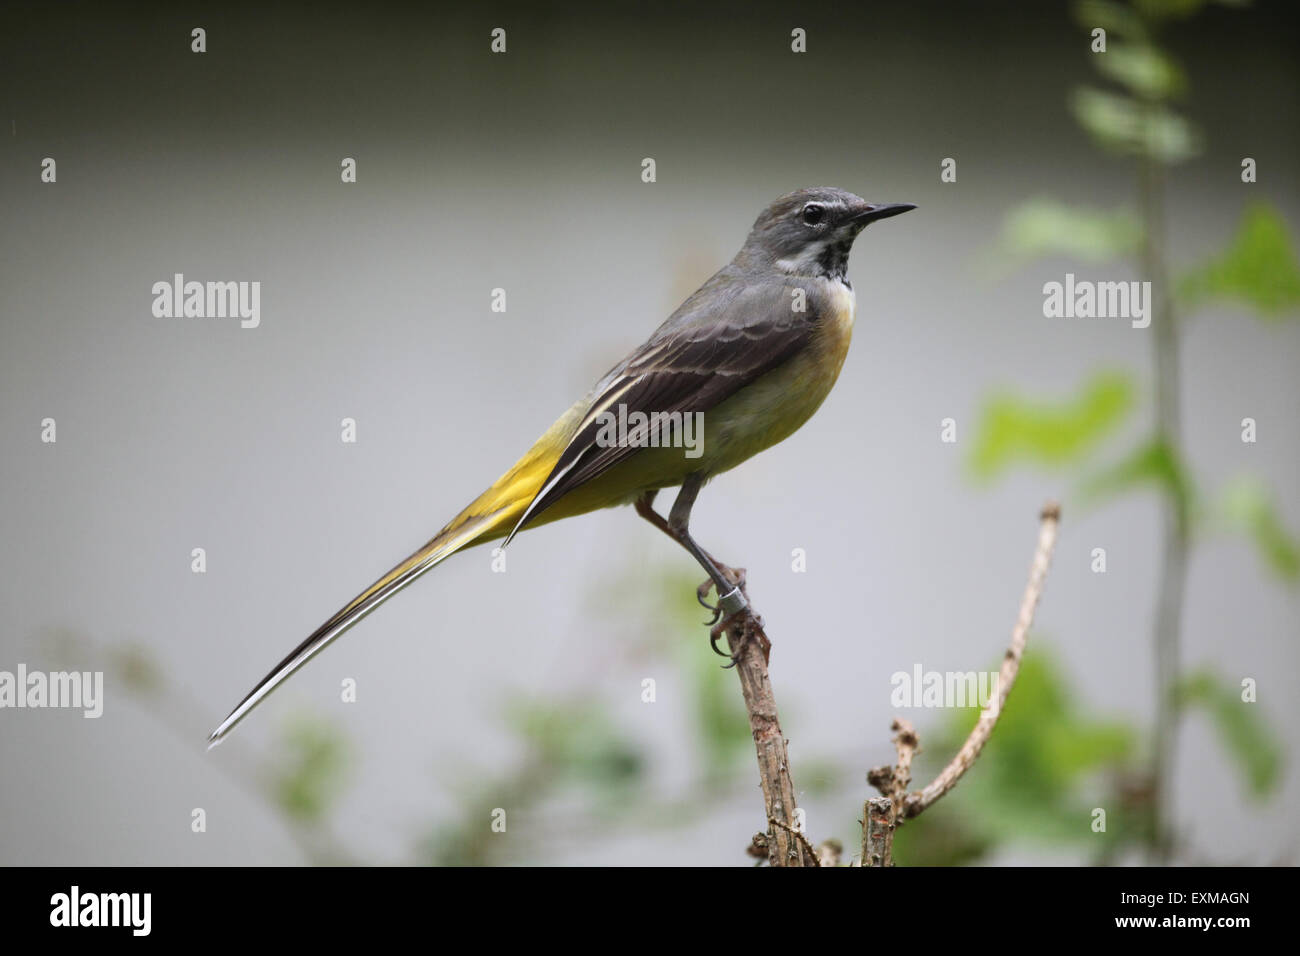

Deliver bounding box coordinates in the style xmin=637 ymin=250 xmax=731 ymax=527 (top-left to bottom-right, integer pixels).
xmin=849 ymin=202 xmax=917 ymax=225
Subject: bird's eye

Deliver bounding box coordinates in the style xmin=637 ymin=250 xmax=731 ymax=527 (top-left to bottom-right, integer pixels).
xmin=802 ymin=204 xmax=825 ymax=226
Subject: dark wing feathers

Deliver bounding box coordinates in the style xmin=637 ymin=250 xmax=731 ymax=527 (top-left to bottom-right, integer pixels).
xmin=507 ymin=275 xmax=819 ymax=536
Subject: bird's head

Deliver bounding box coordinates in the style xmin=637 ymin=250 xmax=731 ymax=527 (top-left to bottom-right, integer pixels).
xmin=740 ymin=187 xmax=915 ymax=281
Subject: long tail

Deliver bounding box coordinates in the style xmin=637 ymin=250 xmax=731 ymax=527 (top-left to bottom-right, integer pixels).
xmin=207 ymin=411 xmax=578 ymax=746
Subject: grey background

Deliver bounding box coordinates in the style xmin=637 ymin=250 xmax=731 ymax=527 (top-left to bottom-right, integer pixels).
xmin=1 ymin=1 xmax=1297 ymax=864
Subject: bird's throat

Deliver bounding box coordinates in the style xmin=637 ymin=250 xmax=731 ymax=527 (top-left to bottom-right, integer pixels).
xmin=774 ymin=234 xmax=857 ymax=282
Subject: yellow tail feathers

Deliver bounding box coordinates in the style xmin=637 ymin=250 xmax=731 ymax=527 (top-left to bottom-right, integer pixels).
xmin=207 ymin=413 xmax=576 ymax=745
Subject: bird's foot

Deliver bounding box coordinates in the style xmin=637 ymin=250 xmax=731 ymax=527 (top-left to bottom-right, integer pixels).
xmin=698 ymin=566 xmax=754 ymax=667
xmin=709 ymin=607 xmax=769 ymax=668
xmin=696 ymin=565 xmax=748 ymax=617
xmin=708 ymin=610 xmax=746 ymax=664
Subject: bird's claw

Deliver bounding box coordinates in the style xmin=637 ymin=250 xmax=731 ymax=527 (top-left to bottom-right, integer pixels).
xmin=698 ymin=567 xmax=751 ymax=665
xmin=708 ymin=621 xmax=731 ymax=659
xmin=696 ymin=580 xmax=721 ymax=619
xmin=710 ymin=610 xmax=752 ymax=668
xmin=709 ymin=613 xmax=739 ymax=665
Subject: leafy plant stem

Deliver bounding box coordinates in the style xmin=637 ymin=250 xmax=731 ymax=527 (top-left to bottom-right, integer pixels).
xmin=1139 ymin=101 xmax=1188 ymax=864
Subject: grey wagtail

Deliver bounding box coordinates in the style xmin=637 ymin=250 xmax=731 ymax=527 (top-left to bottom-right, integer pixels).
xmin=209 ymin=187 xmax=915 ymax=745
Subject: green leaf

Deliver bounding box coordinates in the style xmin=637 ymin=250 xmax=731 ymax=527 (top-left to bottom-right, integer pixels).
xmin=891 ymin=804 xmax=992 ymax=866
xmin=1082 ymin=436 xmax=1194 ymax=524
xmin=1217 ymin=476 xmax=1300 ymax=583
xmin=993 ymin=199 xmax=1141 ymax=269
xmin=1132 ymin=0 xmax=1211 ymax=22
xmin=902 ymin=650 xmax=1137 ymax=855
xmin=506 ymin=700 xmax=644 ymax=788
xmin=1176 ymin=671 xmax=1282 ymax=798
xmin=650 ymin=569 xmax=754 ymax=771
xmin=1095 ymin=43 xmax=1187 ymax=99
xmin=1178 ymin=204 xmax=1300 ymax=318
xmin=271 ymin=716 xmax=349 ymax=822
xmin=682 ymin=618 xmax=753 ymax=772
xmin=1071 ymin=86 xmax=1200 ymax=163
xmin=1132 ymin=0 xmax=1248 ymax=22
xmin=1073 ymin=0 xmax=1149 ymax=41
xmin=969 ymin=371 xmax=1135 ymax=481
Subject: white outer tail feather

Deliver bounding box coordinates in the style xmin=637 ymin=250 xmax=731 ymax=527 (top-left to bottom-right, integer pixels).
xmin=206 ymin=514 xmax=500 ymax=746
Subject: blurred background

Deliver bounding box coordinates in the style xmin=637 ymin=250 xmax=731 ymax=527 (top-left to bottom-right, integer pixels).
xmin=1 ymin=0 xmax=1297 ymax=865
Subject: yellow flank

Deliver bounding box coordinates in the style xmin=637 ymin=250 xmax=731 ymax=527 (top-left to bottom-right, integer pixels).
xmin=701 ymin=279 xmax=856 ymax=477
xmin=439 ymin=278 xmax=857 ymax=548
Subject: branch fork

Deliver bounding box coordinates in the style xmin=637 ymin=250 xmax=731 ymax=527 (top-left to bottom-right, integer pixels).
xmin=709 ymin=502 xmax=1061 ymax=867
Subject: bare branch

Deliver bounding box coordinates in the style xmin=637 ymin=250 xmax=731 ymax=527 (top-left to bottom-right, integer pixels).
xmin=862 ymin=796 xmax=895 ymax=867
xmin=716 ymin=590 xmax=812 ymax=867
xmin=864 ymin=502 xmax=1061 ymax=865
xmin=904 ymin=502 xmax=1061 ymax=817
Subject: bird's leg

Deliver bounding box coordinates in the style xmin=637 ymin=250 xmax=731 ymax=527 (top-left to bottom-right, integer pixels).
xmin=666 ymin=476 xmax=748 ymax=619
xmin=635 ymin=491 xmax=727 ymax=613
xmin=640 ymin=475 xmax=749 ymax=614
xmin=634 ymin=481 xmax=753 ymax=664
xmin=635 ymin=488 xmax=746 ymax=597
xmin=633 ymin=489 xmax=671 ymax=535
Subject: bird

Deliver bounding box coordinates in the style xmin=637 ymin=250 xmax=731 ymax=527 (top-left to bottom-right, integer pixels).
xmin=208 ymin=187 xmax=915 ymax=745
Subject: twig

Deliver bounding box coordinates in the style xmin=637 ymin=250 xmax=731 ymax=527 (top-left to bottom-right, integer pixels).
xmin=906 ymin=502 xmax=1060 ymax=815
xmin=885 ymin=718 xmax=919 ymax=815
xmin=716 ymin=591 xmax=812 ymax=867
xmin=769 ymin=816 xmax=820 ymax=867
xmin=863 ymin=717 xmax=918 ymax=864
xmin=864 ymin=502 xmax=1061 ymax=865
xmin=862 ymin=797 xmax=895 ymax=867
